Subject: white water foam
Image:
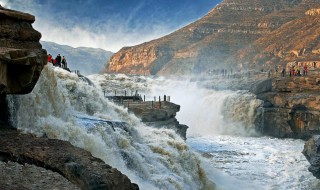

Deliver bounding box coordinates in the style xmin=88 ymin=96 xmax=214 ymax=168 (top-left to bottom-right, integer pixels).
xmin=88 ymin=74 xmax=320 ymax=189
xmin=188 ymin=135 xmax=320 ymax=190
xmin=7 ymin=65 xmax=214 ymax=190
xmin=8 ymin=66 xmax=320 ymax=189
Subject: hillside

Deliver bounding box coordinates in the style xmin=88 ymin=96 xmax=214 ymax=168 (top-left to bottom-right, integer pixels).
xmin=42 ymin=41 xmax=113 ymax=75
xmin=106 ymin=0 xmax=320 ymax=75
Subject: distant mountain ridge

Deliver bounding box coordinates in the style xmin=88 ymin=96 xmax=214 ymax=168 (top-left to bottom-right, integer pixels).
xmin=106 ymin=0 xmax=320 ymax=75
xmin=41 ymin=41 xmax=113 ymax=75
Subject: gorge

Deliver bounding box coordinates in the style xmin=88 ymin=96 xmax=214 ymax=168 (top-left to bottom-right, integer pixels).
xmin=107 ymin=0 xmax=320 ymax=76
xmin=3 ymin=0 xmax=320 ymax=189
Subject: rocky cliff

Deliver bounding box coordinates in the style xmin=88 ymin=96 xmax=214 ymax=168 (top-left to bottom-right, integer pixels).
xmin=0 ymin=5 xmax=47 ymax=123
xmin=255 ymin=71 xmax=320 ymax=139
xmin=0 ymin=5 xmax=47 ymax=95
xmin=106 ymin=0 xmax=320 ymax=76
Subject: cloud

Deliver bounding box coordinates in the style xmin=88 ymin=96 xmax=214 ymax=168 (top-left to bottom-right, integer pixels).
xmin=0 ymin=0 xmax=8 ymax=7
xmin=1 ymin=0 xmax=202 ymax=52
xmin=2 ymin=0 xmax=178 ymax=52
xmin=34 ymin=16 xmax=176 ymax=52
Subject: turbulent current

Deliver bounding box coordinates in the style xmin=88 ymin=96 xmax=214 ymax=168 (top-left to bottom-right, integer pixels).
xmin=7 ymin=65 xmax=320 ymax=189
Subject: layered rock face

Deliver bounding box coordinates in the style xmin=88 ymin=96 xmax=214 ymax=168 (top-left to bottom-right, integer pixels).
xmin=128 ymin=101 xmax=188 ymax=139
xmin=107 ymin=0 xmax=320 ymax=76
xmin=256 ymin=73 xmax=320 ymax=139
xmin=0 ymin=5 xmax=47 ymax=95
xmin=0 ymin=5 xmax=47 ymax=123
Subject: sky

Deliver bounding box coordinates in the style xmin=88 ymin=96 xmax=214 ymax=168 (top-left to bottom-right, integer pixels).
xmin=0 ymin=0 xmax=222 ymax=52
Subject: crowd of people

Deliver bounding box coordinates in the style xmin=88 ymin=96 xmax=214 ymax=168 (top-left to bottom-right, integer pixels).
xmin=47 ymin=54 xmax=68 ymax=69
xmin=278 ymin=61 xmax=317 ymax=77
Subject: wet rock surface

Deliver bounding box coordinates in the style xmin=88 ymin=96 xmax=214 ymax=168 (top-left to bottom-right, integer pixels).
xmin=303 ymin=135 xmax=320 ymax=179
xmin=0 ymin=127 xmax=139 ymax=190
xmin=127 ymin=101 xmax=188 ymax=139
xmin=0 ymin=161 xmax=80 ymax=190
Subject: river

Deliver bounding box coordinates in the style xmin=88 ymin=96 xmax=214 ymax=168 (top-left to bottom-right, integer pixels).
xmin=7 ymin=65 xmax=320 ymax=189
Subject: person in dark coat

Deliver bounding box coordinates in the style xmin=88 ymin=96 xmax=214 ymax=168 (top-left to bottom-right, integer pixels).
xmin=61 ymin=56 xmax=67 ymax=68
xmin=56 ymin=54 xmax=62 ymax=67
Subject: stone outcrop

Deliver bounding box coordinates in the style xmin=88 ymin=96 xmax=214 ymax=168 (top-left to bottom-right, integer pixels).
xmin=106 ymin=0 xmax=320 ymax=76
xmin=127 ymin=100 xmax=188 ymax=139
xmin=255 ymin=71 xmax=320 ymax=139
xmin=302 ymin=135 xmax=320 ymax=179
xmin=0 ymin=5 xmax=47 ymax=124
xmin=0 ymin=127 xmax=138 ymax=190
xmin=0 ymin=5 xmax=47 ymax=95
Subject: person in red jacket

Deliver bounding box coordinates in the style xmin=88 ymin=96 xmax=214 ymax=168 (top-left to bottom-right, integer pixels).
xmin=47 ymin=54 xmax=52 ymax=63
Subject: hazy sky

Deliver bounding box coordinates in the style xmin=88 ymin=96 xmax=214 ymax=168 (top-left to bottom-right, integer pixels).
xmin=1 ymin=0 xmax=221 ymax=52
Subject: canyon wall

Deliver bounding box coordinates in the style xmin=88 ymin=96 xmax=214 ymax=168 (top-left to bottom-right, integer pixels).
xmin=254 ymin=72 xmax=320 ymax=139
xmin=107 ymin=0 xmax=320 ymax=76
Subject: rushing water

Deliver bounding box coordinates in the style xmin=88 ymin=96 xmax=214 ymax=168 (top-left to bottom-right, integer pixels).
xmin=7 ymin=65 xmax=320 ymax=189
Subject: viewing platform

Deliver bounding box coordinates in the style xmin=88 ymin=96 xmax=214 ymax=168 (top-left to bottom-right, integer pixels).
xmin=104 ymin=91 xmax=188 ymax=139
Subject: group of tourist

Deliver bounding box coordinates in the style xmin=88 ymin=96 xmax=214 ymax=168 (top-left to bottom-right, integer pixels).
xmin=278 ymin=62 xmax=317 ymax=77
xmin=47 ymin=54 xmax=68 ymax=69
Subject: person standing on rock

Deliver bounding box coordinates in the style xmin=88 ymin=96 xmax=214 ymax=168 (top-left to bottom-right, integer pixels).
xmin=47 ymin=54 xmax=52 ymax=63
xmin=61 ymin=56 xmax=67 ymax=68
xmin=304 ymin=64 xmax=308 ymax=76
xmin=281 ymin=67 xmax=285 ymax=77
xmin=292 ymin=65 xmax=295 ymax=76
xmin=289 ymin=67 xmax=292 ymax=77
xmin=56 ymin=54 xmax=62 ymax=67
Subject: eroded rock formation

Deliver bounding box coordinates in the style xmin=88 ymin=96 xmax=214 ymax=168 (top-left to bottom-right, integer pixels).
xmin=302 ymin=135 xmax=320 ymax=179
xmin=0 ymin=127 xmax=138 ymax=190
xmin=255 ymin=71 xmax=320 ymax=139
xmin=0 ymin=5 xmax=47 ymax=95
xmin=107 ymin=0 xmax=320 ymax=76
xmin=128 ymin=101 xmax=188 ymax=139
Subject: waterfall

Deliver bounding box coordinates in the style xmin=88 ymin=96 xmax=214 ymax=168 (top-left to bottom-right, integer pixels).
xmin=7 ymin=65 xmax=215 ymax=189
xmin=121 ymin=76 xmax=265 ymax=137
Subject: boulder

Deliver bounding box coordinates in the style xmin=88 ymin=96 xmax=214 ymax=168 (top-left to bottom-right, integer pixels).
xmin=0 ymin=5 xmax=47 ymax=96
xmin=302 ymin=135 xmax=320 ymax=179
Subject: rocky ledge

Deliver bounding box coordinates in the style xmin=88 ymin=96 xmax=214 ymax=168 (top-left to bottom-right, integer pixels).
xmin=0 ymin=5 xmax=47 ymax=123
xmin=256 ymin=71 xmax=320 ymax=139
xmin=0 ymin=126 xmax=138 ymax=190
xmin=124 ymin=100 xmax=188 ymax=139
xmin=302 ymin=135 xmax=320 ymax=179
xmin=0 ymin=5 xmax=47 ymax=95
